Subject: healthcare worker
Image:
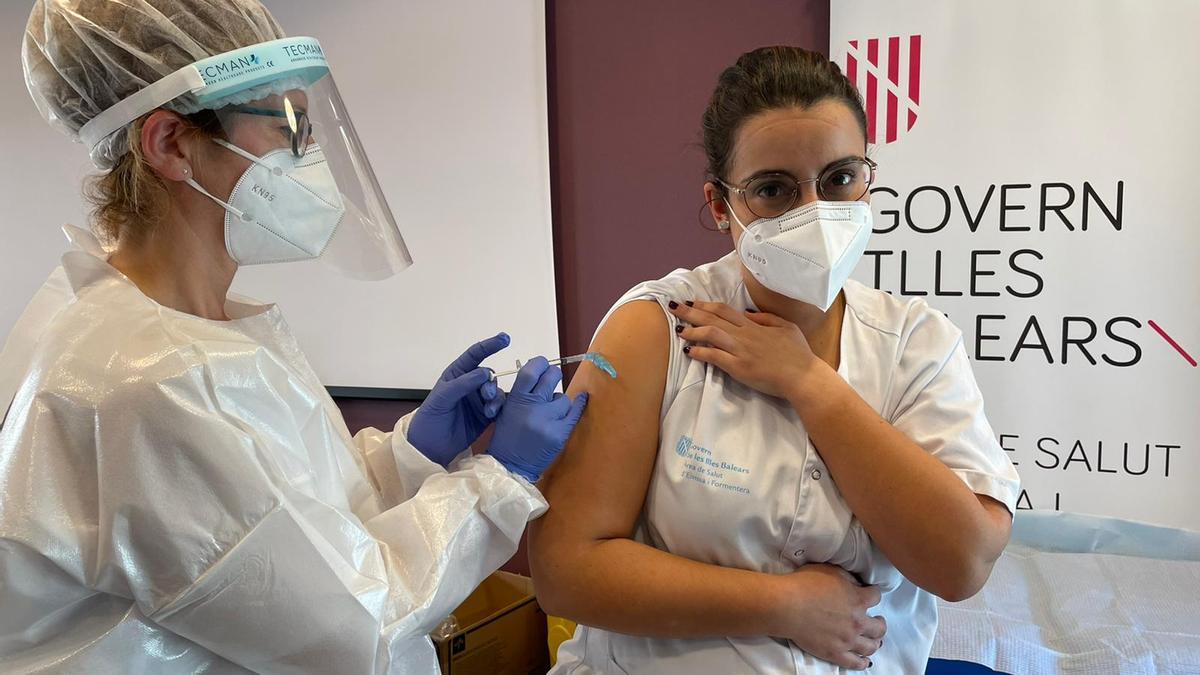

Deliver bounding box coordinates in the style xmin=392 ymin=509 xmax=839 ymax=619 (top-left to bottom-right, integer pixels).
xmin=530 ymin=46 xmax=1020 ymax=673
xmin=0 ymin=1 xmax=586 ymax=673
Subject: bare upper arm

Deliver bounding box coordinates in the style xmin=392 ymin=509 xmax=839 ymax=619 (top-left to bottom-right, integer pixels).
xmin=977 ymin=494 xmax=1014 ymax=563
xmin=531 ymin=300 xmax=671 ymax=548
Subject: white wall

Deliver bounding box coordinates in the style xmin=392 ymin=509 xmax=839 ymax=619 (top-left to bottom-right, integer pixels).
xmin=0 ymin=0 xmax=558 ymax=392
xmin=0 ymin=3 xmax=93 ymax=356
xmin=833 ymin=0 xmax=1200 ymax=531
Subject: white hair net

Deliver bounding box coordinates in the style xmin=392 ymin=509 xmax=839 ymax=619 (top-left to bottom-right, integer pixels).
xmin=22 ymin=0 xmax=287 ymax=170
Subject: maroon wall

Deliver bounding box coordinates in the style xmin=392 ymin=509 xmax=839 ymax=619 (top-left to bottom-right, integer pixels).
xmin=335 ymin=0 xmax=830 ymax=575
xmin=338 ymin=1 xmax=830 ymax=424
xmin=549 ymin=0 xmax=831 ymax=358
xmin=337 ymin=398 xmax=421 ymax=436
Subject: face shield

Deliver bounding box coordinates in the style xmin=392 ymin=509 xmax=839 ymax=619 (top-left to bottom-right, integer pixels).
xmin=78 ymin=37 xmax=411 ymax=281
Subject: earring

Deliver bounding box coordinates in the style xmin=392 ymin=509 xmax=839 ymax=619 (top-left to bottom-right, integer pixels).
xmin=181 ymin=166 xmax=192 ymax=179
xmin=717 ymin=220 xmax=730 ymax=231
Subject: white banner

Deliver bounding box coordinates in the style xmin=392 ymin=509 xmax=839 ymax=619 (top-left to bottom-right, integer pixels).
xmin=833 ymin=1 xmax=1199 ymax=531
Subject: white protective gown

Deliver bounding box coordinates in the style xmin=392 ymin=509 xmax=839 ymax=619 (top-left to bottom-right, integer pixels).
xmin=552 ymin=253 xmax=1021 ymax=675
xmin=0 ymin=228 xmax=547 ymax=674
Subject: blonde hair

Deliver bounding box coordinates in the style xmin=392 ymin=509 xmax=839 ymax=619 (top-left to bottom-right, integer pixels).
xmin=83 ymin=118 xmax=167 ymax=246
xmin=83 ymin=111 xmax=224 ymax=246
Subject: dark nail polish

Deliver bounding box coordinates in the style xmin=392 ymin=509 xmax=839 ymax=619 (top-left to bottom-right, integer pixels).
xmin=668 ymin=301 xmax=679 ymax=309
xmin=674 ymin=325 xmax=683 ymax=333
xmin=683 ymin=345 xmax=691 ymax=354
xmin=685 ymin=300 xmax=694 ymax=307
xmin=868 ymin=660 xmax=874 ymax=669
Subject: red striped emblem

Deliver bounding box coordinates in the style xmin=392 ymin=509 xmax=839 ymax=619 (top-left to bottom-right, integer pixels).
xmin=845 ymin=36 xmax=922 ymax=144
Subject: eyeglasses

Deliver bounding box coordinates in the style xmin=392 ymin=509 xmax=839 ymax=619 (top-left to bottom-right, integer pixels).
xmin=717 ymin=157 xmax=878 ymax=219
xmin=228 ymin=104 xmax=313 ymax=158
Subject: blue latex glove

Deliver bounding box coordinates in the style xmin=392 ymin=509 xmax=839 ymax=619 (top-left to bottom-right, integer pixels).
xmin=486 ymin=356 xmax=589 ymax=483
xmin=408 ymin=333 xmax=510 ymax=467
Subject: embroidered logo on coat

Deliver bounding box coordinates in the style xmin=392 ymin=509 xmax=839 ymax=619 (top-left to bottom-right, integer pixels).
xmin=676 ymin=435 xmax=693 ymax=457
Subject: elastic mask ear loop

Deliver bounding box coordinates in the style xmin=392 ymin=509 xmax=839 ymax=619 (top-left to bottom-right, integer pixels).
xmin=213 ymin=138 xmax=286 ymax=176
xmin=724 ymin=199 xmax=750 ymax=233
xmin=183 ymin=137 xmax=284 ymax=220
xmin=724 ymin=198 xmax=752 ymax=254
xmin=184 ymin=174 xmax=249 ymax=222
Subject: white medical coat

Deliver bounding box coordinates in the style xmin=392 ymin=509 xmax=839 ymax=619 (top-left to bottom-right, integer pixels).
xmin=552 ymin=253 xmax=1021 ymax=674
xmin=0 ymin=229 xmax=547 ymax=674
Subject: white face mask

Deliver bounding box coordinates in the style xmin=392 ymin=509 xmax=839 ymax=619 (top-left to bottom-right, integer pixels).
xmin=186 ymin=139 xmax=346 ymax=266
xmin=725 ymin=199 xmax=872 ymax=311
